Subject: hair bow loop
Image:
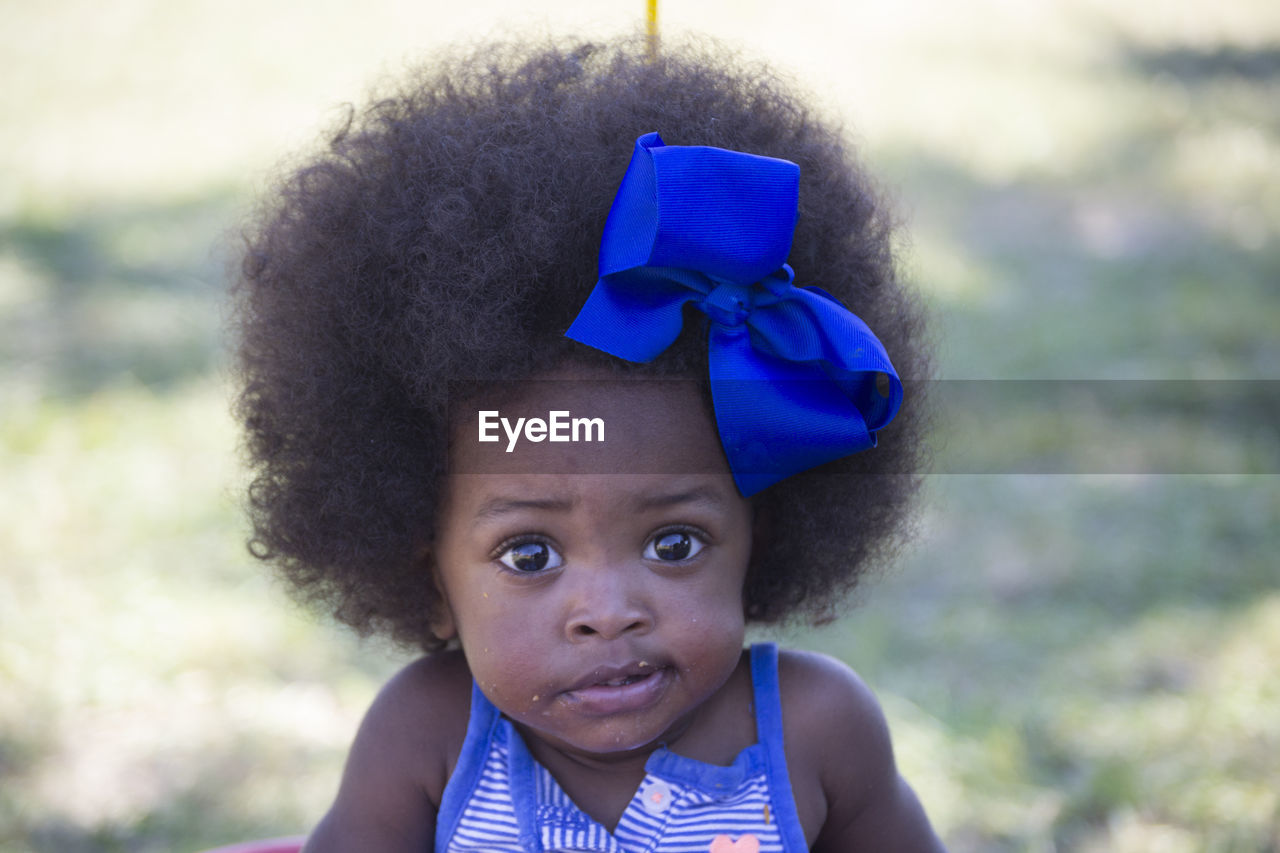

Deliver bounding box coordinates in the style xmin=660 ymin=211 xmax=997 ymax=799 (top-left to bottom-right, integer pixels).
xmin=566 ymin=133 xmax=902 ymax=495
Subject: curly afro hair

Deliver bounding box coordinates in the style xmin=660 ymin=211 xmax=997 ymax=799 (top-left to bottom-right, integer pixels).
xmin=234 ymin=35 xmax=932 ymax=652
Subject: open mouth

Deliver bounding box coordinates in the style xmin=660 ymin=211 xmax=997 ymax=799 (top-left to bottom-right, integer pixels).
xmin=595 ymin=673 xmax=651 ymax=688
xmin=563 ymin=665 xmax=671 ymax=715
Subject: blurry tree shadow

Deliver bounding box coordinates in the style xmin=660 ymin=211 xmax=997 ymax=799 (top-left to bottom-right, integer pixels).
xmin=873 ymin=127 xmax=1280 ymax=603
xmin=1127 ymin=42 xmax=1280 ymax=83
xmin=1 ymin=190 xmax=243 ymax=399
xmin=886 ymin=146 xmax=1279 ymax=378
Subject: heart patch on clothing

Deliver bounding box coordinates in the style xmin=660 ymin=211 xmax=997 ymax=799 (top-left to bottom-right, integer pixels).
xmin=709 ymin=835 xmax=760 ymax=853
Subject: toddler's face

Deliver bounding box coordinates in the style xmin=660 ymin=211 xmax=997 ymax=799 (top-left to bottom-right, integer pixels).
xmin=432 ymin=375 xmax=753 ymax=759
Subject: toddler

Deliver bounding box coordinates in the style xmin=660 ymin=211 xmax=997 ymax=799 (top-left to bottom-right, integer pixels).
xmin=234 ymin=35 xmax=942 ymax=852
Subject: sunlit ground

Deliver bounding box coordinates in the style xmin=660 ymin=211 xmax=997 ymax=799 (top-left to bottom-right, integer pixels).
xmin=2 ymin=1 xmax=1278 ymax=850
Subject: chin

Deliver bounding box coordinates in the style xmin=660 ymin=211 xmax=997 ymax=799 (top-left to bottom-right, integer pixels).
xmin=526 ymin=702 xmax=688 ymax=759
xmin=564 ymin=722 xmax=673 ymax=756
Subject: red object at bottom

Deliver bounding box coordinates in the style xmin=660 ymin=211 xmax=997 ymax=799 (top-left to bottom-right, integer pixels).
xmin=197 ymin=837 xmax=306 ymax=853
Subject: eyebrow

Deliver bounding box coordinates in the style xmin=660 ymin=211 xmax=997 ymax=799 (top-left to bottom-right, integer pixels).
xmin=469 ymin=485 xmax=730 ymax=526
xmin=472 ymin=496 xmax=577 ymax=525
xmin=630 ymin=486 xmax=729 ymax=513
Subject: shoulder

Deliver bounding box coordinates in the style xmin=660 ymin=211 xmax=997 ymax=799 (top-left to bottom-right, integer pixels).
xmin=776 ymin=647 xmax=885 ymax=741
xmin=362 ymin=650 xmax=473 ymax=796
xmin=303 ymin=650 xmax=473 ymax=853
xmin=775 ymin=649 xmax=890 ymax=821
xmin=776 ymin=648 xmax=946 ymax=852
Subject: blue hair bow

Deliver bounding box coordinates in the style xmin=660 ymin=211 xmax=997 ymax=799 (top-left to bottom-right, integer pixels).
xmin=565 ymin=132 xmax=903 ymax=496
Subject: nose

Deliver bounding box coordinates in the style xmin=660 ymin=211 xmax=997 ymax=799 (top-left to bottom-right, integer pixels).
xmin=563 ymin=567 xmax=655 ymax=641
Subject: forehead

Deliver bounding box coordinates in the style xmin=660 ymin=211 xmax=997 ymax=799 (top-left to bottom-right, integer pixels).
xmin=448 ymin=377 xmax=730 ymax=480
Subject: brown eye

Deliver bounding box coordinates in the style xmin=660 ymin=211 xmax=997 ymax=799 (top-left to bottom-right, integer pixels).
xmin=498 ymin=541 xmax=561 ymax=573
xmin=646 ymin=531 xmax=703 ymax=562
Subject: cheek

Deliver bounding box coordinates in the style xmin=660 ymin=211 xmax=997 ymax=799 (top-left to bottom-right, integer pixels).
xmin=451 ymin=588 xmax=528 ymax=652
xmin=451 ymin=590 xmax=554 ymax=697
xmin=466 ymin=644 xmax=547 ymax=705
xmin=661 ymin=571 xmax=749 ymax=642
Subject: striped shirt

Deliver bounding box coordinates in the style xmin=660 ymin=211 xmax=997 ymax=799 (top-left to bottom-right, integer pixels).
xmin=435 ymin=644 xmax=809 ymax=852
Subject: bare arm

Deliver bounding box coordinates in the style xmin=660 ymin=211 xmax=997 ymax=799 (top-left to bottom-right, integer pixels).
xmin=779 ymin=650 xmax=946 ymax=853
xmin=303 ymin=654 xmax=470 ymax=853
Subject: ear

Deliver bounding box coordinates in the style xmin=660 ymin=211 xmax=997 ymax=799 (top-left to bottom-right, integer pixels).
xmin=420 ymin=546 xmax=458 ymax=641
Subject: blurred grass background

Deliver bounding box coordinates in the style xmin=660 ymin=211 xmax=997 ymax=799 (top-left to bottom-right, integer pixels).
xmin=2 ymin=0 xmax=1277 ymax=850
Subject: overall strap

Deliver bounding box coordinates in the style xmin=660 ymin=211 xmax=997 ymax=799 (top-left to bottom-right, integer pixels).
xmin=749 ymin=643 xmax=810 ymax=853
xmin=434 ymin=681 xmax=502 ymax=850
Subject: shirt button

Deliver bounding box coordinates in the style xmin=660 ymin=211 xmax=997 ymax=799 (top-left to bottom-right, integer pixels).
xmin=641 ymin=779 xmax=673 ymax=814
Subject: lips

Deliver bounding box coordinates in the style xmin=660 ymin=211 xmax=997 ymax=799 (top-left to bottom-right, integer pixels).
xmin=565 ymin=661 xmax=659 ymax=692
xmin=561 ymin=661 xmax=672 ymax=716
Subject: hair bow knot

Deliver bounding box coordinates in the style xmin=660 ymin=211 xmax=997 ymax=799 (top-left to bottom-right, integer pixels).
xmin=701 ymin=277 xmax=769 ymax=327
xmin=566 ymin=132 xmax=902 ymax=495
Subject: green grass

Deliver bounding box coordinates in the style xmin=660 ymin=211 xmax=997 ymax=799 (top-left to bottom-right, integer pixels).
xmin=789 ymin=476 xmax=1280 ymax=850
xmin=2 ymin=1 xmax=1278 ymax=850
